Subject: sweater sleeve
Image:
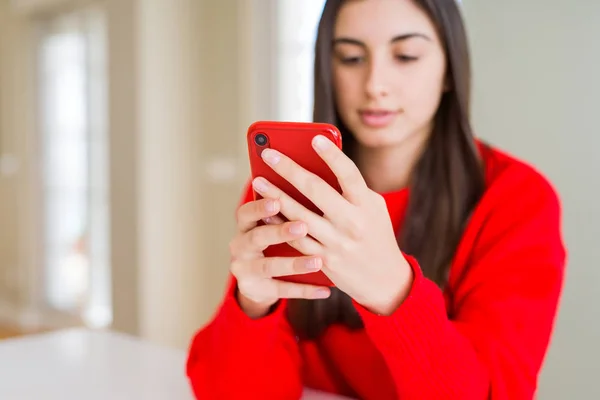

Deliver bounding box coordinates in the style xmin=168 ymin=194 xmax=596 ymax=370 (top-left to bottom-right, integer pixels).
xmin=185 ymin=182 xmax=303 ymax=399
xmin=353 ymin=170 xmax=567 ymax=399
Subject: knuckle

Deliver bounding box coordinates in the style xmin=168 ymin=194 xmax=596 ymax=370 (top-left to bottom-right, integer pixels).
xmin=348 ymin=229 xmax=363 ymax=242
xmin=277 ymin=282 xmax=302 ymax=299
xmin=293 ymin=257 xmax=307 ymax=274
xmin=275 ymin=283 xmax=288 ymax=299
xmin=323 ymin=255 xmax=339 ymax=274
xmin=259 ymin=258 xmax=273 ymax=277
xmin=229 ymin=234 xmax=245 ymax=257
xmin=346 ymin=219 xmax=364 ymax=240
xmin=235 ymin=205 xmax=246 ymax=225
xmin=340 ymin=238 xmax=356 ymax=253
xmin=372 ymin=191 xmax=386 ymax=206
xmin=302 ymin=174 xmax=321 ymax=197
xmin=254 ymin=200 xmax=264 ymax=216
xmin=249 ymin=227 xmax=264 ymax=247
xmin=302 ymin=285 xmax=315 ymax=299
xmin=328 ymin=235 xmax=343 ymax=250
xmin=289 ymin=285 xmax=304 ymax=299
xmin=230 ymin=259 xmax=244 ymax=277
xmin=279 ymin=222 xmax=293 ymax=237
xmin=319 ymin=253 xmax=332 ymax=268
xmin=289 ymin=237 xmax=309 ymax=254
xmin=287 ymin=238 xmax=300 ymax=251
xmin=346 ymin=170 xmax=362 ymax=185
xmin=257 ymin=199 xmax=272 ymax=215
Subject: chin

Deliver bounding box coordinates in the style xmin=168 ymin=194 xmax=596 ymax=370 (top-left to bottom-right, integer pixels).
xmin=351 ymin=125 xmax=412 ymax=150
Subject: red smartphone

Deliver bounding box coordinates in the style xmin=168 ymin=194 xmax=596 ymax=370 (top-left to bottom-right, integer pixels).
xmin=246 ymin=121 xmax=343 ymax=287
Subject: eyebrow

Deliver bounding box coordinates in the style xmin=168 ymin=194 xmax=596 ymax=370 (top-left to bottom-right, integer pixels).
xmin=333 ymin=33 xmax=432 ymax=47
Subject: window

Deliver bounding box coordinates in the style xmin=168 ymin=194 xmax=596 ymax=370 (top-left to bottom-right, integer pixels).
xmin=37 ymin=5 xmax=111 ymax=328
xmin=275 ymin=1 xmax=327 ymax=122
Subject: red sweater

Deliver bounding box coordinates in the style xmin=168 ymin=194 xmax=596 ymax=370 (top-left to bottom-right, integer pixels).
xmin=186 ymin=144 xmax=566 ymax=400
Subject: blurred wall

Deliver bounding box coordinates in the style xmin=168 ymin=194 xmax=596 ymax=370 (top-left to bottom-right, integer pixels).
xmin=0 ymin=0 xmax=18 ymax=317
xmin=464 ymin=1 xmax=600 ymax=398
xmin=0 ymin=0 xmax=38 ymax=326
xmin=0 ymin=0 xmax=277 ymax=347
xmin=0 ymin=0 xmax=21 ymax=318
xmin=107 ymin=0 xmax=277 ymax=347
xmin=106 ymin=0 xmax=244 ymax=347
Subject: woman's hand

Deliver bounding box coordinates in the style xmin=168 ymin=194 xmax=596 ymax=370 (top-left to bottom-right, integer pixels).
xmin=253 ymin=135 xmax=413 ymax=316
xmin=229 ymin=197 xmax=331 ymax=319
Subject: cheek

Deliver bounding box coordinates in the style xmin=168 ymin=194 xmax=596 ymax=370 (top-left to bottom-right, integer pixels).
xmin=333 ymin=68 xmax=363 ymax=113
xmin=403 ymin=63 xmax=446 ymax=122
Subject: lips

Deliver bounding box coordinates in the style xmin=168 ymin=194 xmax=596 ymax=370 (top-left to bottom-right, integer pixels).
xmin=359 ymin=109 xmax=399 ymax=128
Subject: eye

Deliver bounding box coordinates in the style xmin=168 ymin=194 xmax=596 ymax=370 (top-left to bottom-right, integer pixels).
xmin=339 ymin=56 xmax=365 ymax=65
xmin=396 ymin=55 xmax=419 ymax=63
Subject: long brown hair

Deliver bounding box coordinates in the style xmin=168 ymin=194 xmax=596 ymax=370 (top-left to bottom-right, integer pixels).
xmin=287 ymin=0 xmax=486 ymax=339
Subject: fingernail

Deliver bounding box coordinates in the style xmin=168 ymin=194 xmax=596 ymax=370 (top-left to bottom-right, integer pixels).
xmin=252 ymin=177 xmax=269 ymax=193
xmin=312 ymin=135 xmax=330 ymax=152
xmin=313 ymin=289 xmax=330 ymax=299
xmin=265 ymin=200 xmax=277 ymax=213
xmin=289 ymin=222 xmax=305 ymax=235
xmin=305 ymin=257 xmax=322 ymax=271
xmin=262 ymin=148 xmax=281 ymax=165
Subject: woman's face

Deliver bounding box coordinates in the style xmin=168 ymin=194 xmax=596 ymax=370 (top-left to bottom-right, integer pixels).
xmin=332 ymin=0 xmax=447 ymax=150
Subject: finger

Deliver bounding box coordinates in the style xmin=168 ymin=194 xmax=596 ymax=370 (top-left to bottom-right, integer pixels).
xmin=259 ymin=212 xmax=324 ymax=256
xmin=242 ymin=220 xmax=308 ymax=253
xmin=253 ymin=177 xmax=337 ymax=245
xmin=312 ymin=135 xmax=369 ymax=204
xmin=274 ymin=281 xmax=331 ymax=300
xmin=261 ymin=213 xmax=324 ymax=256
xmin=260 ymin=148 xmax=354 ymax=221
xmin=287 ymin=235 xmax=324 ymax=256
xmin=231 ymin=220 xmax=305 ymax=259
xmin=252 ymin=255 xmax=323 ymax=278
xmin=236 ymin=198 xmax=280 ymax=233
xmin=263 ymin=215 xmax=285 ymax=225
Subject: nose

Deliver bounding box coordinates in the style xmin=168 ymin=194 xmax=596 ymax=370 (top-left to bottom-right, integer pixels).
xmin=364 ymin=57 xmax=391 ymax=99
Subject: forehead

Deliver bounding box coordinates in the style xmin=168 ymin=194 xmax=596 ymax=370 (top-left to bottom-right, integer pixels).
xmin=334 ymin=0 xmax=438 ymax=42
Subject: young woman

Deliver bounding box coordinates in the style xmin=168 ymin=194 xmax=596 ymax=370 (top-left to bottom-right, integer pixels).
xmin=186 ymin=1 xmax=566 ymax=399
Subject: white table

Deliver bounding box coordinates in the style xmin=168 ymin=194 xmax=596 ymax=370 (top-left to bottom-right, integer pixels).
xmin=0 ymin=328 xmax=352 ymax=400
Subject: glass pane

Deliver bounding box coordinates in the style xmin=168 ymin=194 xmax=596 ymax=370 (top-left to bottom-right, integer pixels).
xmin=277 ymin=46 xmax=316 ymax=122
xmin=84 ymin=7 xmax=111 ymax=328
xmin=40 ymin=27 xmax=90 ymax=313
xmin=276 ymin=0 xmax=327 ymax=122
xmin=277 ymin=1 xmax=326 ymax=44
xmin=37 ymin=8 xmax=111 ymax=327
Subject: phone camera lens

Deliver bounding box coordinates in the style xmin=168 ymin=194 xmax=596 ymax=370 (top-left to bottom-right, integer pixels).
xmin=255 ymin=133 xmax=268 ymax=146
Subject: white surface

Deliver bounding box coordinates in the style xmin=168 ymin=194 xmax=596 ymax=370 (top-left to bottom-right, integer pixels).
xmin=0 ymin=328 xmax=193 ymax=400
xmin=0 ymin=328 xmax=351 ymax=400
